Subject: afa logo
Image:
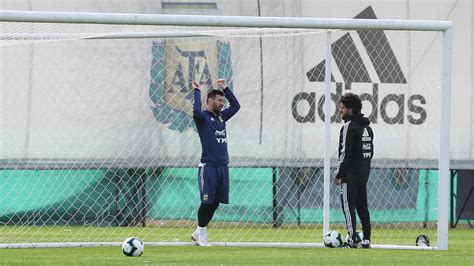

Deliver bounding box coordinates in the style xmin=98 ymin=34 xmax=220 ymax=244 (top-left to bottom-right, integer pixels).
xmin=149 ymin=40 xmax=234 ymax=132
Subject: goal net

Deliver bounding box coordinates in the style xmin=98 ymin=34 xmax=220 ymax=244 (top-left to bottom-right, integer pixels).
xmin=0 ymin=12 xmax=451 ymax=249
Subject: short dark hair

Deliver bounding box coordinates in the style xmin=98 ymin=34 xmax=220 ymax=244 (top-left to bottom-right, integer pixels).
xmin=207 ymin=89 xmax=224 ymax=101
xmin=339 ymin=93 xmax=362 ymax=114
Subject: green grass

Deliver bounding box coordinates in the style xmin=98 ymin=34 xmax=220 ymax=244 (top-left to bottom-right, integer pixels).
xmin=0 ymin=224 xmax=438 ymax=244
xmin=0 ymin=228 xmax=473 ymax=265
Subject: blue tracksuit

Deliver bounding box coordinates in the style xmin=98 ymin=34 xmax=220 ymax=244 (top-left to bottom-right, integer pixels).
xmin=193 ymin=88 xmax=240 ymax=204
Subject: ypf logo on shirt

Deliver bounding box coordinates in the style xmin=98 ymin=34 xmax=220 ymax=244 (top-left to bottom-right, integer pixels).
xmin=215 ymin=129 xmax=227 ymax=143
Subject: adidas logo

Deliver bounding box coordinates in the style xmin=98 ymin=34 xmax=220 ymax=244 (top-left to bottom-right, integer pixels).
xmin=306 ymin=6 xmax=406 ymax=90
xmin=292 ymin=6 xmax=427 ymax=126
xmin=363 ymin=128 xmax=370 ymax=137
xmin=362 ymin=128 xmax=372 ymax=142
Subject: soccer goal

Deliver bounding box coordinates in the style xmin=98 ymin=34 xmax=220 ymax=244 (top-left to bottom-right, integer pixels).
xmin=0 ymin=10 xmax=451 ymax=250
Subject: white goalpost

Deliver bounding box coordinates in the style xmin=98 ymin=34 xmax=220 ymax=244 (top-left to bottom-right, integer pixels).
xmin=0 ymin=10 xmax=451 ymax=250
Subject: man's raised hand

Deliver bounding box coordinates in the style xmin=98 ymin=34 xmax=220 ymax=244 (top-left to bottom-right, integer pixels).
xmin=192 ymin=81 xmax=200 ymax=90
xmin=217 ymin=79 xmax=228 ymax=90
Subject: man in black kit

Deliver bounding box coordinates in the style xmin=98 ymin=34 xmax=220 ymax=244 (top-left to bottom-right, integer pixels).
xmin=333 ymin=93 xmax=374 ymax=249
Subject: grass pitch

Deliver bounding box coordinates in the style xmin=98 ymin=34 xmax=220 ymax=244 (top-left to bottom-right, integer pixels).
xmin=0 ymin=228 xmax=472 ymax=265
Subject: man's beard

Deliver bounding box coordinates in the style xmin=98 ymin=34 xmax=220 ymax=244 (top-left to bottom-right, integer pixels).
xmin=213 ymin=106 xmax=221 ymax=114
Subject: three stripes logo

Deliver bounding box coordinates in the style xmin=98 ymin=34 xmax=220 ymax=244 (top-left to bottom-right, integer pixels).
xmin=362 ymin=128 xmax=372 ymax=158
xmin=292 ymin=6 xmax=427 ymax=125
xmin=363 ymin=128 xmax=369 ymax=136
xmin=307 ymin=6 xmax=407 ymax=89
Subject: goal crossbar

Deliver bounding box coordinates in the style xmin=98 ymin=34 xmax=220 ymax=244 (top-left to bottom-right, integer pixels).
xmin=0 ymin=10 xmax=451 ymax=31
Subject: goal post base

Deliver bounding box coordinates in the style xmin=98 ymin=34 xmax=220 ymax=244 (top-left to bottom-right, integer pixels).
xmin=0 ymin=242 xmax=437 ymax=250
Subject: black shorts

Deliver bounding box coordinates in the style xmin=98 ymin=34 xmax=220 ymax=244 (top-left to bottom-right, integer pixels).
xmin=198 ymin=163 xmax=229 ymax=204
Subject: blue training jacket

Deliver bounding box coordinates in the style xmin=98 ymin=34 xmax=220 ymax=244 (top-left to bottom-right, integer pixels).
xmin=192 ymin=88 xmax=240 ymax=165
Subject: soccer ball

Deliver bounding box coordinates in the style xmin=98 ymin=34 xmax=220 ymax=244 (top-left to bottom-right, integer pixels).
xmin=416 ymin=234 xmax=430 ymax=247
xmin=345 ymin=230 xmax=364 ymax=244
xmin=324 ymin=231 xmax=343 ymax=248
xmin=122 ymin=237 xmax=144 ymax=257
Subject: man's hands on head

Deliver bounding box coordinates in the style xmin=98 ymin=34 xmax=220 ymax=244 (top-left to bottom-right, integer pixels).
xmin=217 ymin=79 xmax=228 ymax=90
xmin=194 ymin=79 xmax=228 ymax=90
xmin=192 ymin=81 xmax=200 ymax=90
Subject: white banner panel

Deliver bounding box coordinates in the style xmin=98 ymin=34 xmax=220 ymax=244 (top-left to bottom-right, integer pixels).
xmin=0 ymin=0 xmax=471 ymax=164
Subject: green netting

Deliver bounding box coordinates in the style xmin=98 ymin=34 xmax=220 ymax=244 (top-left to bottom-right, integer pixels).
xmin=0 ymin=168 xmax=442 ymax=225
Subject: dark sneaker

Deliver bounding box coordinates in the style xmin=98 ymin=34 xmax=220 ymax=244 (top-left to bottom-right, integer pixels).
xmin=341 ymin=242 xmax=358 ymax=249
xmin=361 ymin=239 xmax=371 ymax=249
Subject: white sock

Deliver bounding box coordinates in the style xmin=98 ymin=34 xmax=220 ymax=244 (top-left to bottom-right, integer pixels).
xmin=362 ymin=239 xmax=370 ymax=244
xmin=198 ymin=226 xmax=207 ymax=237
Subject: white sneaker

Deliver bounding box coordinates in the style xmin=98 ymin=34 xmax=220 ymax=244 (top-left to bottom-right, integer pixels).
xmin=191 ymin=231 xmax=199 ymax=244
xmin=197 ymin=235 xmax=211 ymax=247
